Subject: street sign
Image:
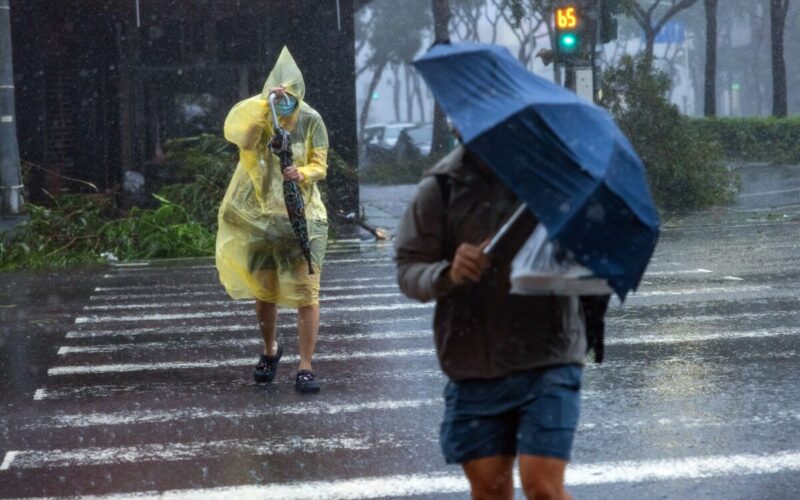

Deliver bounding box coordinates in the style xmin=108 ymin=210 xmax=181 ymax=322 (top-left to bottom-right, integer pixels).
xmin=654 ymin=20 xmax=685 ymax=44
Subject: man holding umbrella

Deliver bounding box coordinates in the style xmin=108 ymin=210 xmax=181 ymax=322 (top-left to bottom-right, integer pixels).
xmin=396 ymin=42 xmax=658 ymax=500
xmin=216 ymin=47 xmax=329 ymax=393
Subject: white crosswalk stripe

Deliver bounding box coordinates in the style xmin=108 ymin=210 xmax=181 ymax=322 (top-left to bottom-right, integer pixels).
xmin=5 ymin=231 xmax=800 ymax=498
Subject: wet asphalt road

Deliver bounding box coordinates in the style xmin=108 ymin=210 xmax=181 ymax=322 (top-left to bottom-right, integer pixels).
xmin=1 ymin=166 xmax=800 ymax=499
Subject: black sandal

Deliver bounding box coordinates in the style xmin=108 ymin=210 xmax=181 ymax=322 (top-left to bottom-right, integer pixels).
xmin=253 ymin=343 xmax=283 ymax=383
xmin=295 ymin=369 xmax=320 ymax=393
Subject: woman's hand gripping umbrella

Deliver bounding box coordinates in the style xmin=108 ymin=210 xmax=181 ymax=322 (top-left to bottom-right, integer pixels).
xmin=268 ymin=91 xmax=315 ymax=275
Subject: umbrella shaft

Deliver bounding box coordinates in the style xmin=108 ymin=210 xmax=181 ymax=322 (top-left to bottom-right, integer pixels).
xmin=484 ymin=203 xmax=528 ymax=256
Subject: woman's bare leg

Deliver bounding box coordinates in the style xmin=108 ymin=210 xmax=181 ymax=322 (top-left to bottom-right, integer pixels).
xmin=297 ymin=305 xmax=319 ymax=371
xmin=255 ymin=300 xmax=278 ymax=355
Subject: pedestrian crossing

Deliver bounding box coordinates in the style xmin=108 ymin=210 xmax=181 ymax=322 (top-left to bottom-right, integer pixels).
xmin=2 ymin=225 xmax=800 ymax=498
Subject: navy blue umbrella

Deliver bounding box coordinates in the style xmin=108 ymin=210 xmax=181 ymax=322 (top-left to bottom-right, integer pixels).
xmin=413 ymin=42 xmax=660 ymax=299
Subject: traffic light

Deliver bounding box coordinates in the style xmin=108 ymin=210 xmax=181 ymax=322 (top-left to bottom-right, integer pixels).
xmin=599 ymin=0 xmax=619 ymax=44
xmin=554 ymin=4 xmax=583 ymax=61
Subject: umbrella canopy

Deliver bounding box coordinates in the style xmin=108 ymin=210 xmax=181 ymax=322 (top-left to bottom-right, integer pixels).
xmin=413 ymin=42 xmax=660 ymax=299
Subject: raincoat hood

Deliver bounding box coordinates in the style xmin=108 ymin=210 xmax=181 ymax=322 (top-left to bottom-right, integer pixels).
xmin=262 ymin=46 xmax=305 ymax=102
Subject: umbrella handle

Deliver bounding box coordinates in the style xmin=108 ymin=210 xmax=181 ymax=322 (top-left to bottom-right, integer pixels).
xmin=484 ymin=203 xmax=528 ymax=256
xmin=267 ymin=92 xmax=292 ymax=130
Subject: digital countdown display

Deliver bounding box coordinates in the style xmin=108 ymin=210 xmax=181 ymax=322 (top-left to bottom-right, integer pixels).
xmin=556 ymin=6 xmax=579 ymax=30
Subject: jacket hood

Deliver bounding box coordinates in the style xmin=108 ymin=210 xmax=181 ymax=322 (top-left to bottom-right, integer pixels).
xmin=262 ymin=46 xmax=305 ymax=102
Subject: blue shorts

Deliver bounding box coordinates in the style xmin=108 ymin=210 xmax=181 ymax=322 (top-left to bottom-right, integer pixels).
xmin=440 ymin=364 xmax=582 ymax=464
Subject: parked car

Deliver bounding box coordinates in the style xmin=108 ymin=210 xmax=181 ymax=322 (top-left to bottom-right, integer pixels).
xmin=396 ymin=123 xmax=433 ymax=157
xmin=361 ymin=122 xmax=417 ymax=169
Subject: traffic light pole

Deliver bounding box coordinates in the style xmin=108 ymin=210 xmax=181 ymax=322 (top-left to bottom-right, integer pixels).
xmin=0 ymin=0 xmax=26 ymax=232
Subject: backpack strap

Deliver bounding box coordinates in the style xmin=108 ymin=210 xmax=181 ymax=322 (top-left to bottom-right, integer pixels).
xmin=433 ymin=174 xmax=454 ymax=258
xmin=434 ymin=174 xmax=451 ymax=208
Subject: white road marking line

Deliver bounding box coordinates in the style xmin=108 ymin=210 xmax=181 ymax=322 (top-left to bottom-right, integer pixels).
xmin=629 ymin=285 xmax=771 ymax=298
xmin=66 ymin=316 xmax=427 ymax=339
xmin=644 ymin=268 xmax=713 ymax=276
xmin=47 ymin=348 xmax=434 ymax=375
xmin=322 ymin=283 xmax=398 ymax=291
xmin=0 ymin=434 xmax=409 ymax=471
xmin=610 ymin=309 xmax=798 ymax=328
xmin=93 ymin=276 xmax=395 ymax=292
xmin=75 ymin=303 xmax=432 ymax=324
xmin=722 ymin=276 xmax=745 ymax=281
xmin=23 ymin=398 xmax=441 ymax=429
xmin=57 ymin=330 xmax=430 ymax=355
xmin=104 ymin=257 xmax=393 ymax=272
xmin=57 ymin=327 xmax=800 ymax=357
xmin=75 ymin=303 xmax=434 ymax=324
xmin=21 ymin=451 xmax=800 ymax=496
xmin=24 ymin=388 xmax=800 ymax=430
xmin=81 ymin=293 xmax=406 ymax=312
xmin=325 ymin=248 xmax=384 ymax=254
xmin=325 ymin=257 xmax=392 ymax=264
xmin=0 ymin=451 xmax=17 ymax=471
xmin=95 ymin=283 xmax=219 ymax=292
xmin=89 ymin=283 xmax=399 ymax=302
xmin=606 ymin=327 xmax=800 ymax=346
xmin=101 ymin=263 xmax=395 ymax=278
xmin=567 ymin=450 xmax=800 ymax=486
xmin=32 ymin=369 xmax=445 ymax=401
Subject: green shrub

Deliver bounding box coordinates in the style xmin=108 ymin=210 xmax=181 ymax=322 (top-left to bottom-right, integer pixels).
xmin=0 ymin=193 xmax=214 ymax=270
xmin=600 ymin=56 xmax=738 ymax=211
xmin=99 ymin=195 xmax=214 ymax=261
xmin=689 ymin=117 xmax=800 ymax=164
xmin=156 ymin=134 xmax=236 ymax=231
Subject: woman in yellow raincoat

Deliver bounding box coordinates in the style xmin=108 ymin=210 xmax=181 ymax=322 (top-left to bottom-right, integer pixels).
xmin=216 ymin=47 xmax=328 ymax=393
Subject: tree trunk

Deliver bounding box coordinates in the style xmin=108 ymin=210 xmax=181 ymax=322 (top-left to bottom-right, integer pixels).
xmin=771 ymin=0 xmax=789 ymax=117
xmin=704 ymin=0 xmax=718 ymax=117
xmin=391 ymin=63 xmax=401 ymax=122
xmin=431 ymin=0 xmax=451 ymax=156
xmin=643 ymin=30 xmax=657 ymax=70
xmin=414 ymin=70 xmax=426 ymax=123
xmin=358 ymin=60 xmax=388 ymax=143
xmin=404 ymin=64 xmax=414 ymax=122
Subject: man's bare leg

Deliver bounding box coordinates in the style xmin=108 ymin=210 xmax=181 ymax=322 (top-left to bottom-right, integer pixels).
xmin=297 ymin=305 xmax=319 ymax=371
xmin=462 ymin=456 xmax=515 ymax=500
xmin=518 ymin=455 xmax=572 ymax=500
xmin=255 ymin=300 xmax=278 ymax=355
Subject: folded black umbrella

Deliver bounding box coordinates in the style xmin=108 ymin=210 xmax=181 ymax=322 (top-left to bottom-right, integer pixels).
xmin=269 ymin=93 xmax=314 ymax=275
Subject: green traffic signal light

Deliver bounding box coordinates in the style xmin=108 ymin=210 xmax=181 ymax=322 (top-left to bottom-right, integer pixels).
xmin=559 ymin=33 xmax=579 ymax=53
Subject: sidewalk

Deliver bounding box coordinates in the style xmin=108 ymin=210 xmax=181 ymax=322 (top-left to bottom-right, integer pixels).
xmin=359 ymin=184 xmax=416 ymax=238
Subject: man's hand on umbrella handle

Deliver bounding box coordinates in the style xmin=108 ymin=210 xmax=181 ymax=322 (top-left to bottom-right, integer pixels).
xmin=283 ymin=166 xmax=304 ymax=183
xmin=449 ymin=240 xmax=490 ymax=285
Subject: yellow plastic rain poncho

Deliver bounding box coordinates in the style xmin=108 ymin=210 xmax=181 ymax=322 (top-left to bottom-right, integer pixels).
xmin=216 ymin=47 xmax=328 ymax=308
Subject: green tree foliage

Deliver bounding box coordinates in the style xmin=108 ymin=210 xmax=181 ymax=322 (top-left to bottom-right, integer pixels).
xmin=600 ymin=56 xmax=737 ymax=211
xmin=156 ymin=134 xmax=236 ymax=231
xmin=690 ymin=117 xmax=800 ymax=163
xmin=0 ymin=194 xmax=214 ymax=270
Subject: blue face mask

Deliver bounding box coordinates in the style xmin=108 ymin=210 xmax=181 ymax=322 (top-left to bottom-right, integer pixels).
xmin=275 ymin=95 xmax=298 ymax=116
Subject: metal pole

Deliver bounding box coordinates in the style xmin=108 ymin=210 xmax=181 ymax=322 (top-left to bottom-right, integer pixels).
xmin=0 ymin=0 xmax=25 ymax=219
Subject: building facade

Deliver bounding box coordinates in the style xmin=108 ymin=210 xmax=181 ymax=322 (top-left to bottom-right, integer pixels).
xmin=10 ymin=0 xmax=360 ymax=211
